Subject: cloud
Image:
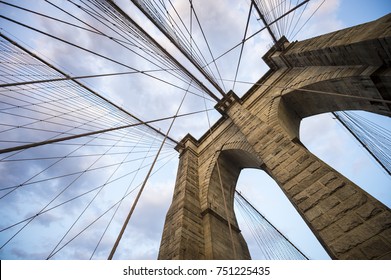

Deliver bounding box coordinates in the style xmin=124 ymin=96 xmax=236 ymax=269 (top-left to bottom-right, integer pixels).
xmin=280 ymin=0 xmax=344 ymax=40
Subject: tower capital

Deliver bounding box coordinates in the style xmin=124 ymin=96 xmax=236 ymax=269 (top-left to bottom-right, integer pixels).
xmin=215 ymin=90 xmax=242 ymax=115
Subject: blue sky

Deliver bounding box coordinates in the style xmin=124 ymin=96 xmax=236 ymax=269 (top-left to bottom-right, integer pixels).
xmin=0 ymin=0 xmax=390 ymax=260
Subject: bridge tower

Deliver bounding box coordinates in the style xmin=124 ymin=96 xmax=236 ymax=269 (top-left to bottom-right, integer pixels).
xmin=158 ymin=14 xmax=391 ymax=260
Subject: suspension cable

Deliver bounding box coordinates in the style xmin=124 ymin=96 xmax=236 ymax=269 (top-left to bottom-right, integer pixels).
xmin=107 ymin=82 xmax=190 ymax=259
xmin=235 ymin=189 xmax=308 ymax=259
xmin=333 ymin=111 xmax=391 ymax=176
xmin=0 ymin=33 xmax=181 ymax=144
xmin=233 ymin=2 xmax=254 ymax=91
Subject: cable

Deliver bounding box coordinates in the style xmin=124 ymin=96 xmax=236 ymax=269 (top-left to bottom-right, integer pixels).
xmin=130 ymin=0 xmax=227 ymax=96
xmin=107 ymin=80 xmax=190 ymax=260
xmin=235 ymin=189 xmax=308 ymax=259
xmin=333 ymin=111 xmax=391 ymax=176
xmin=233 ymin=2 xmax=254 ymax=91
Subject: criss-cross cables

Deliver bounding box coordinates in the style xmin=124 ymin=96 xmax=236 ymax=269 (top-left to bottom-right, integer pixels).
xmin=130 ymin=0 xmax=227 ymax=97
xmin=232 ymin=2 xmax=254 ymax=91
xmin=251 ymin=0 xmax=312 ymax=44
xmin=1 ymin=127 xmax=145 ymax=250
xmin=201 ymin=0 xmax=311 ymax=73
xmin=40 ymin=148 xmax=177 ymax=260
xmin=45 ymin=127 xmax=158 ymax=260
xmin=0 ymin=1 xmax=219 ymax=102
xmin=210 ymin=0 xmax=312 ymax=90
xmin=0 ymin=32 xmax=180 ymax=257
xmin=0 ymin=137 xmax=177 ymax=258
xmin=1 ymin=79 xmax=209 ymax=259
xmin=188 ymin=0 xmax=228 ymax=93
xmin=88 ymin=127 xmax=153 ymax=260
xmin=65 ymin=0 xmax=206 ymax=97
xmin=0 ymin=34 xmax=179 ymax=152
xmin=251 ymin=0 xmax=279 ymax=44
xmin=289 ymin=0 xmax=325 ymax=40
xmin=130 ymin=0 xmax=224 ymax=89
xmin=252 ymin=0 xmax=327 ymax=42
xmin=0 ymin=36 xmax=167 ymax=203
xmin=107 ymin=78 xmax=192 ymax=260
xmin=235 ymin=190 xmax=308 ymax=260
xmin=83 ymin=0 xmax=220 ymax=101
xmin=333 ymin=111 xmax=391 ymax=176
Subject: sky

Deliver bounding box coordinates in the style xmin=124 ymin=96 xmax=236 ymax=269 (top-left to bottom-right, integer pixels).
xmin=0 ymin=0 xmax=390 ymax=260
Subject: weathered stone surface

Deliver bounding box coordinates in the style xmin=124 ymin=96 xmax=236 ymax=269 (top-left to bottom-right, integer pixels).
xmin=312 ymin=214 xmax=333 ymax=231
xmin=336 ymin=214 xmax=363 ymax=232
xmin=330 ymin=224 xmax=374 ymax=255
xmin=340 ymin=248 xmax=367 ymax=260
xmin=361 ymin=237 xmax=391 ymax=259
xmin=305 ymin=205 xmax=322 ymax=221
xmin=357 ymin=202 xmax=384 ymax=220
xmin=159 ymin=14 xmax=391 ymax=260
xmin=334 ymin=184 xmax=357 ymax=201
xmin=317 ymin=195 xmax=341 ymax=213
xmin=380 ymin=227 xmax=391 ymax=242
xmin=365 ymin=211 xmax=391 ymax=235
xmin=320 ymin=223 xmax=344 ymax=243
xmin=327 ymin=193 xmax=368 ymax=221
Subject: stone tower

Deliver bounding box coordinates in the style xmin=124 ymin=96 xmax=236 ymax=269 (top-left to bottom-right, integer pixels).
xmin=158 ymin=14 xmax=391 ymax=260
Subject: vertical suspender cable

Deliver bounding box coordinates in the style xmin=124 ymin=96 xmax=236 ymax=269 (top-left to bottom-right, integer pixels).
xmin=107 ymin=84 xmax=190 ymax=260
xmin=216 ymin=154 xmax=238 ymax=259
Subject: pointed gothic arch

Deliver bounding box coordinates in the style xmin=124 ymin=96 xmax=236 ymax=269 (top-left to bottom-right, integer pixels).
xmin=159 ymin=14 xmax=391 ymax=260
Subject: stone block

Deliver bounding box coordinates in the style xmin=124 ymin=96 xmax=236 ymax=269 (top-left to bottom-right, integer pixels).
xmin=288 ymin=183 xmax=308 ymax=197
xmin=297 ymin=154 xmax=310 ymax=164
xmin=330 ymin=224 xmax=374 ymax=255
xmin=276 ymin=169 xmax=293 ymax=184
xmin=378 ymin=252 xmax=391 ymax=260
xmin=267 ymin=157 xmax=280 ymax=170
xmin=292 ymin=162 xmax=316 ymax=182
xmin=288 ymin=145 xmax=300 ymax=155
xmin=380 ymin=227 xmax=391 ymax=243
xmin=298 ymin=166 xmax=331 ymax=189
xmin=340 ymin=248 xmax=366 ymax=260
xmin=307 ymin=161 xmax=322 ymax=173
xmin=325 ymin=178 xmax=345 ymax=193
xmin=317 ymin=195 xmax=340 ymax=213
xmin=298 ymin=198 xmax=316 ymax=212
xmin=334 ymin=184 xmax=357 ymax=201
xmin=292 ymin=169 xmax=309 ymax=183
xmin=293 ymin=191 xmax=308 ymax=204
xmin=305 ymin=205 xmax=322 ymax=221
xmin=312 ymin=214 xmax=333 ymax=231
xmin=366 ymin=211 xmax=391 ymax=236
xmin=327 ymin=193 xmax=368 ymax=221
xmin=320 ymin=223 xmax=344 ymax=243
xmin=336 ymin=213 xmax=363 ymax=232
xmin=360 ymin=237 xmax=391 ymax=259
xmin=356 ymin=202 xmax=384 ymax=220
xmin=298 ymin=183 xmax=336 ymax=212
xmin=312 ymin=185 xmax=334 ymax=201
xmin=319 ymin=172 xmax=338 ymax=186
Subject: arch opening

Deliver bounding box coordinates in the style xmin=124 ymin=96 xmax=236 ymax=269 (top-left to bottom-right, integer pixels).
xmin=207 ymin=148 xmax=330 ymax=259
xmin=277 ymin=73 xmax=391 ymax=141
xmin=299 ymin=111 xmax=391 ymax=208
xmin=235 ymin=168 xmax=331 ymax=260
